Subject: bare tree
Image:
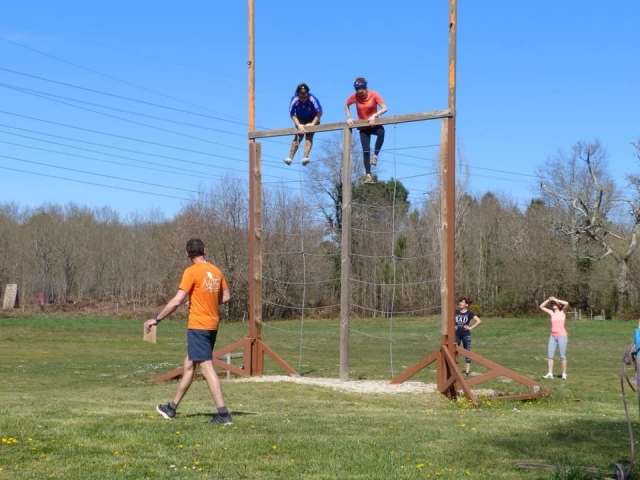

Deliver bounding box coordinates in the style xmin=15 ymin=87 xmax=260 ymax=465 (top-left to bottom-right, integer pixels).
xmin=177 ymin=175 xmax=250 ymax=320
xmin=306 ymin=133 xmax=363 ymax=231
xmin=23 ymin=206 xmax=64 ymax=303
xmin=539 ymin=140 xmax=638 ymax=314
xmin=0 ymin=203 xmax=22 ymax=301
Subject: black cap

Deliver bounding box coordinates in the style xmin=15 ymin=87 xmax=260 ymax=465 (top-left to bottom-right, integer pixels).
xmin=296 ymin=83 xmax=310 ymax=94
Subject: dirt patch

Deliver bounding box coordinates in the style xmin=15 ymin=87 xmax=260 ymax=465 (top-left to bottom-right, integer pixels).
xmin=232 ymin=375 xmax=437 ymax=394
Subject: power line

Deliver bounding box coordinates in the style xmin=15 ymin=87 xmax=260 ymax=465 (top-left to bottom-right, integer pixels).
xmin=0 ymin=76 xmax=541 ymax=189
xmin=0 ymin=36 xmax=249 ymax=125
xmin=467 ymin=164 xmax=537 ymax=179
xmin=0 ymin=138 xmax=221 ymax=181
xmin=0 ymin=130 xmax=217 ymax=178
xmin=0 ymin=81 xmax=246 ymax=137
xmin=0 ymin=109 xmax=245 ymax=160
xmin=3 ymin=82 xmax=249 ymax=153
xmin=0 ymin=125 xmax=286 ymax=180
xmin=467 ymin=172 xmax=536 ymax=184
xmin=0 ymin=165 xmax=191 ymax=202
xmin=1 ymin=154 xmax=199 ymax=194
xmin=396 ymin=171 xmax=439 ymax=182
xmin=0 ymin=40 xmax=289 ymax=135
xmin=0 ymin=122 xmax=243 ymax=169
xmin=2 ymin=73 xmax=445 ymax=166
xmin=381 ymin=147 xmax=539 ymax=181
xmin=383 ymin=144 xmax=441 ymax=152
xmin=0 ymin=50 xmax=548 ymax=182
xmin=0 ymin=66 xmax=248 ymax=126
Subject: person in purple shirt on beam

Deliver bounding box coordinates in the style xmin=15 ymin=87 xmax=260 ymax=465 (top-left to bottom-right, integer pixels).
xmin=284 ymin=83 xmax=322 ymax=167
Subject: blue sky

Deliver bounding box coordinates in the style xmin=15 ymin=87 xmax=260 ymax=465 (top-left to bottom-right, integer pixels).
xmin=1 ymin=1 xmax=638 ymax=219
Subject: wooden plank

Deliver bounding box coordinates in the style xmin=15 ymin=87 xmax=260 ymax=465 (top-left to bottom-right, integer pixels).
xmin=456 ymin=346 xmax=540 ymax=388
xmin=151 ymin=367 xmax=183 ymax=383
xmin=248 ymin=109 xmax=453 ymax=139
xmin=389 ymin=349 xmax=439 ymax=384
xmin=464 ymin=370 xmax=500 ymax=386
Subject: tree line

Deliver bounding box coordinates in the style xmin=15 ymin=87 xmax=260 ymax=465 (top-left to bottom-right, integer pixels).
xmin=1 ymin=138 xmax=638 ymax=319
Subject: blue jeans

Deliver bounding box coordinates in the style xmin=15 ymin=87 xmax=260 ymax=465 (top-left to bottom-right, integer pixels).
xmin=456 ymin=332 xmax=472 ymax=364
xmin=359 ymin=126 xmax=385 ymax=174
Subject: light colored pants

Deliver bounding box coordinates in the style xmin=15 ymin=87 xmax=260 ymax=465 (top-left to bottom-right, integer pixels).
xmin=288 ymin=120 xmax=319 ymax=158
xmin=548 ymin=335 xmax=568 ymax=360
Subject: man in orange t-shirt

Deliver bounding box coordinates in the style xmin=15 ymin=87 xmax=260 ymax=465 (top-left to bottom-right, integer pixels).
xmin=344 ymin=77 xmax=388 ymax=184
xmin=144 ymin=238 xmax=233 ymax=424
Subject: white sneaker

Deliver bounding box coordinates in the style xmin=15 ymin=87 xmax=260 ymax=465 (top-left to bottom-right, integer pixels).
xmin=302 ymin=157 xmax=310 ymax=166
xmin=364 ymin=174 xmax=374 ymax=184
xmin=284 ymin=157 xmax=292 ymax=165
xmin=542 ymin=373 xmax=554 ymax=379
xmin=370 ymin=154 xmax=377 ymax=166
xmin=561 ymin=373 xmax=567 ymax=380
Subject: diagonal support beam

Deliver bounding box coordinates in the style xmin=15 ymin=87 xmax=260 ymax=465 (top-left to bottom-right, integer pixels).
xmin=390 ymin=344 xmax=548 ymax=404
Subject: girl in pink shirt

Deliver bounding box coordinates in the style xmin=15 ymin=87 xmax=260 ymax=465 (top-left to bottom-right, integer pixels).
xmin=344 ymin=77 xmax=388 ymax=185
xmin=539 ymin=296 xmax=570 ymax=380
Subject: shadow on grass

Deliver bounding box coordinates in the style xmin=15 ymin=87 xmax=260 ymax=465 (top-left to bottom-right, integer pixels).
xmin=488 ymin=417 xmax=639 ymax=478
xmin=182 ymin=410 xmax=259 ymax=419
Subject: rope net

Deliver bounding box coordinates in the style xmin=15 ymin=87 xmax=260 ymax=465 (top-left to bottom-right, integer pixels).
xmin=259 ymin=121 xmax=447 ymax=380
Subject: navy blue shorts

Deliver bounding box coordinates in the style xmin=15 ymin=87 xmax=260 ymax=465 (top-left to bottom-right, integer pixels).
xmin=187 ymin=329 xmax=218 ymax=362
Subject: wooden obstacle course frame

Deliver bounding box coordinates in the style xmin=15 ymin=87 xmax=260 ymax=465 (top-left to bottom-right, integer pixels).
xmin=155 ymin=0 xmax=547 ymax=404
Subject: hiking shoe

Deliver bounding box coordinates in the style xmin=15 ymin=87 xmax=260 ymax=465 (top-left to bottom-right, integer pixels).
xmin=210 ymin=414 xmax=233 ymax=425
xmin=364 ymin=174 xmax=374 ymax=184
xmin=301 ymin=157 xmax=310 ymax=166
xmin=370 ymin=154 xmax=378 ymax=166
xmin=284 ymin=157 xmax=292 ymax=166
xmin=156 ymin=403 xmax=176 ymax=419
xmin=561 ymin=373 xmax=567 ymax=380
xmin=542 ymin=373 xmax=554 ymax=379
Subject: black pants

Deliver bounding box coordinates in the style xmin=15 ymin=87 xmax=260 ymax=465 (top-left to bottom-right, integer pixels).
xmin=359 ymin=126 xmax=385 ymax=174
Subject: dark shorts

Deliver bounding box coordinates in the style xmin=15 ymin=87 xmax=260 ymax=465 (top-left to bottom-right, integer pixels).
xmin=187 ymin=329 xmax=218 ymax=362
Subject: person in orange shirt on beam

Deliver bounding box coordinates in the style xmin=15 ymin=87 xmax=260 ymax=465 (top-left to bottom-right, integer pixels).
xmin=344 ymin=77 xmax=388 ymax=184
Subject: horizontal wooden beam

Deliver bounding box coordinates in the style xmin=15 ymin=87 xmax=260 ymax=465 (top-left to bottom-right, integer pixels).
xmin=248 ymin=109 xmax=453 ymax=139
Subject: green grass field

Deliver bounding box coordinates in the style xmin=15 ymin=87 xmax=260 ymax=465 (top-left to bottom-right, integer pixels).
xmin=1 ymin=315 xmax=639 ymax=479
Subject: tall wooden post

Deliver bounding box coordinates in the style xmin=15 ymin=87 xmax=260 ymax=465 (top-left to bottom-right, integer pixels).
xmin=247 ymin=0 xmax=255 ymax=136
xmin=247 ymin=0 xmax=258 ymax=339
xmin=389 ymin=0 xmax=545 ymax=403
xmin=247 ymin=0 xmax=261 ymax=372
xmin=242 ymin=0 xmax=295 ymax=377
xmin=438 ymin=0 xmax=457 ymax=393
xmin=339 ymin=127 xmax=353 ymax=382
xmin=249 ymin=142 xmax=264 ymax=373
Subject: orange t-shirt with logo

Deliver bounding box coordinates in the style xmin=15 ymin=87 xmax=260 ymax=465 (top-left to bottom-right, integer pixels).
xmin=346 ymin=90 xmax=385 ymax=120
xmin=179 ymin=261 xmax=228 ymax=330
